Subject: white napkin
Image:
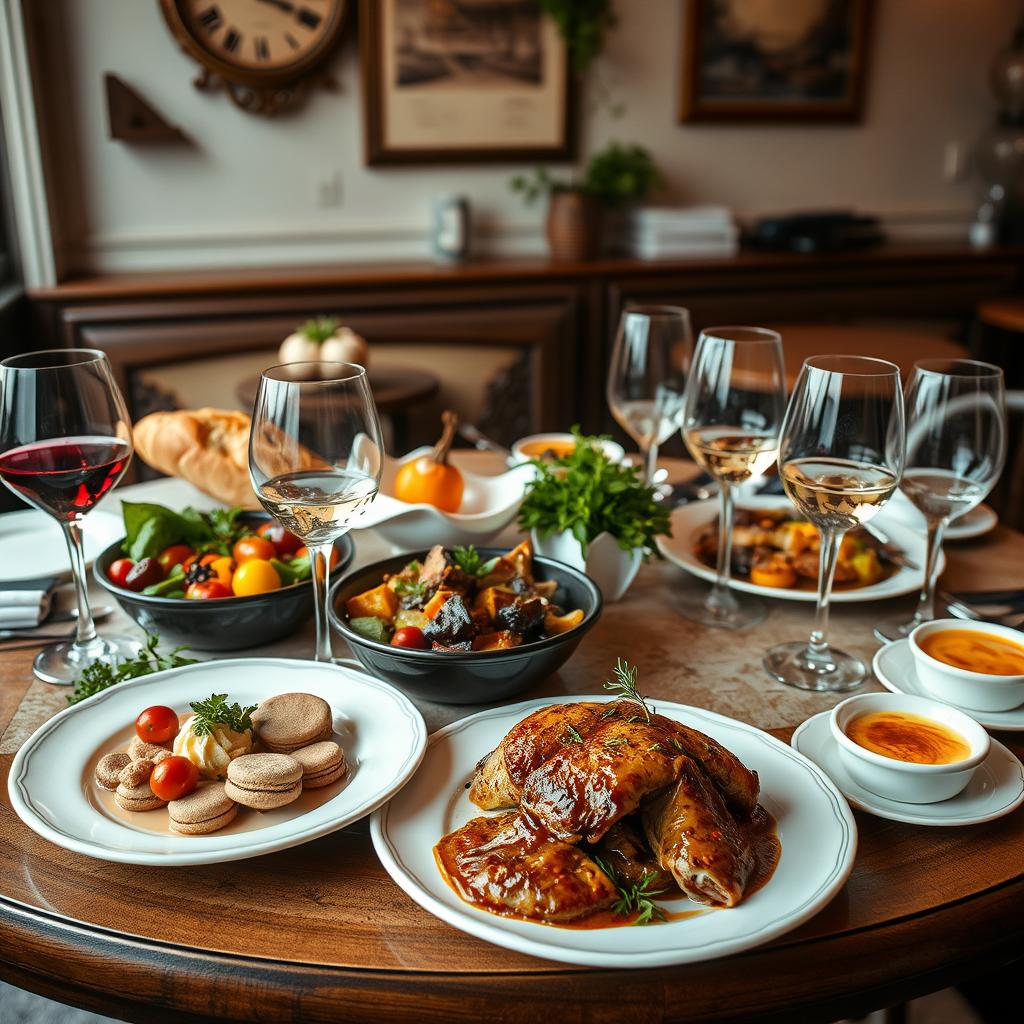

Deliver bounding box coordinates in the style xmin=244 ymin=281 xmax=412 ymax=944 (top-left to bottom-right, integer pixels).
xmin=0 ymin=578 xmax=57 ymax=629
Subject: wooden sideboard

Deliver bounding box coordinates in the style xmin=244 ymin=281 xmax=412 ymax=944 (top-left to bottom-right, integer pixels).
xmin=24 ymin=244 xmax=1024 ymax=447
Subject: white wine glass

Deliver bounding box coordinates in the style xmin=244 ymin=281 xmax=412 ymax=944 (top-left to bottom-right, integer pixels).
xmin=875 ymin=359 xmax=1006 ymax=643
xmin=607 ymin=305 xmax=692 ymax=491
xmin=249 ymin=362 xmax=383 ymax=663
xmin=764 ymin=356 xmax=905 ymax=691
xmin=679 ymin=327 xmax=787 ymax=629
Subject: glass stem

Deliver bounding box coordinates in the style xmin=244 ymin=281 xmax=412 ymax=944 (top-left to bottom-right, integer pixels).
xmin=641 ymin=441 xmax=659 ymax=487
xmin=311 ymin=542 xmax=335 ymax=663
xmin=808 ymin=529 xmax=843 ymax=662
xmin=913 ymin=517 xmax=948 ymax=625
xmin=708 ymin=481 xmax=736 ymax=611
xmin=62 ymin=520 xmax=97 ymax=647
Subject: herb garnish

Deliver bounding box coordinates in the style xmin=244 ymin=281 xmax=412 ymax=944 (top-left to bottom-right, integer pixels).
xmin=121 ymin=501 xmax=247 ymax=561
xmin=451 ymin=545 xmax=499 ymax=578
xmin=394 ymin=578 xmax=426 ymax=598
xmin=68 ymin=633 xmax=196 ymax=705
xmin=603 ymin=737 xmax=628 ymax=748
xmin=594 ymin=857 xmax=667 ymax=927
xmin=517 ymin=427 xmax=671 ymax=558
xmin=603 ymin=659 xmax=652 ymax=723
xmin=189 ymin=694 xmax=258 ymax=736
xmin=563 ymin=724 xmax=584 ymax=745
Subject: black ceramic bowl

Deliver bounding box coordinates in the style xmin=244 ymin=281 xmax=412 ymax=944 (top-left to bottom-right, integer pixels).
xmin=95 ymin=512 xmax=355 ymax=652
xmin=327 ymin=547 xmax=602 ymax=704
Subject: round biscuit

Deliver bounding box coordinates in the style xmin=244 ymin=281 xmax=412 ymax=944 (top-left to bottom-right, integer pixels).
xmin=118 ymin=758 xmax=155 ymax=788
xmin=300 ymin=762 xmax=346 ymax=789
xmin=227 ymin=752 xmax=302 ymax=790
xmin=114 ymin=780 xmax=166 ymax=812
xmin=251 ymin=693 xmax=332 ymax=752
xmin=290 ymin=741 xmax=344 ymax=776
xmin=169 ymin=804 xmax=238 ymax=835
xmin=168 ymin=782 xmax=235 ymax=825
xmin=127 ymin=737 xmax=172 ymax=762
xmin=94 ymin=751 xmax=131 ymax=791
xmin=224 ymin=778 xmax=302 ymax=810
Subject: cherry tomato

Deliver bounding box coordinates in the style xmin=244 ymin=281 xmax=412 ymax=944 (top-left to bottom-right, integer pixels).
xmin=149 ymin=756 xmax=199 ymax=802
xmin=231 ymin=558 xmax=281 ymax=597
xmin=257 ymin=521 xmax=304 ymax=557
xmin=391 ymin=626 xmax=428 ymax=650
xmin=185 ymin=579 xmax=233 ymax=600
xmin=295 ymin=546 xmax=341 ymax=569
xmin=125 ymin=557 xmax=163 ymax=592
xmin=157 ymin=544 xmax=194 ymax=574
xmin=208 ymin=555 xmax=235 ymax=585
xmin=232 ymin=535 xmax=276 ymax=564
xmin=135 ymin=705 xmax=179 ymax=744
xmin=183 ymin=552 xmax=217 ymax=572
xmin=107 ymin=558 xmax=134 ymax=588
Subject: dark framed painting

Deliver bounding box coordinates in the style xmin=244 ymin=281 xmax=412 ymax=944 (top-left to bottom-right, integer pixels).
xmin=679 ymin=0 xmax=873 ymax=123
xmin=361 ymin=0 xmax=576 ymax=165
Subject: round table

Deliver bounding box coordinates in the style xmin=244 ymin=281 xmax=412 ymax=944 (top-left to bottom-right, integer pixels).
xmin=1 ymin=455 xmax=1023 ymax=1023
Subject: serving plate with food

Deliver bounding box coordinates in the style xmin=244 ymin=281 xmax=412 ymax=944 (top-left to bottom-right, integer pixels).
xmin=329 ymin=540 xmax=601 ymax=703
xmin=658 ymin=495 xmax=940 ymax=603
xmin=371 ymin=664 xmax=856 ymax=967
xmin=8 ymin=658 xmax=426 ymax=866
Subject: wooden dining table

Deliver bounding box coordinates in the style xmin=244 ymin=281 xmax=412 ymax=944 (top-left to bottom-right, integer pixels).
xmin=0 ymin=453 xmax=1022 ymax=1024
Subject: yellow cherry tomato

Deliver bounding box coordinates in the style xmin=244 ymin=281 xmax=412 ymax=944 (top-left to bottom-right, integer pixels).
xmin=209 ymin=556 xmax=235 ymax=586
xmin=231 ymin=558 xmax=281 ymax=597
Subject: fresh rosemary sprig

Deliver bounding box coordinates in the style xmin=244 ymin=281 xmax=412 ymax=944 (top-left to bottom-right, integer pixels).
xmin=68 ymin=632 xmax=196 ymax=706
xmin=594 ymin=857 xmax=667 ymax=927
xmin=603 ymin=659 xmax=652 ymax=723
xmin=189 ymin=693 xmax=257 ymax=736
xmin=563 ymin=724 xmax=584 ymax=745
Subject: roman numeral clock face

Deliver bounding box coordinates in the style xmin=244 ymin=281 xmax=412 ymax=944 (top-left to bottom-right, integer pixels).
xmin=162 ymin=0 xmax=346 ymax=111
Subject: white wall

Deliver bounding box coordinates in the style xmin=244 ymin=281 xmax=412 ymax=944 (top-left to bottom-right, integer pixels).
xmin=22 ymin=0 xmax=1022 ymax=276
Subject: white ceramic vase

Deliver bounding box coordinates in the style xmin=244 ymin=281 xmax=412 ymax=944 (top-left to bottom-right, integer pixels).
xmin=530 ymin=529 xmax=643 ymax=602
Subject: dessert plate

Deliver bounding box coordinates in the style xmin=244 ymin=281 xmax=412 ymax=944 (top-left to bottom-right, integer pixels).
xmin=876 ymin=492 xmax=998 ymax=541
xmin=792 ymin=711 xmax=1024 ymax=826
xmin=9 ymin=658 xmax=426 ymax=866
xmin=873 ymin=639 xmax=1024 ymax=732
xmin=0 ymin=509 xmax=122 ymax=583
xmin=658 ymin=496 xmax=941 ymax=603
xmin=372 ymin=695 xmax=857 ymax=969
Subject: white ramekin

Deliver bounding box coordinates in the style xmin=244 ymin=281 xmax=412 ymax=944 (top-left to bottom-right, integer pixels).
xmin=509 ymin=433 xmax=625 ymax=467
xmin=829 ymin=692 xmax=990 ymax=804
xmin=909 ymin=619 xmax=1024 ymax=713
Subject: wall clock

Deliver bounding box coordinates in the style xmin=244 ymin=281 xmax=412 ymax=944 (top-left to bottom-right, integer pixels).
xmin=159 ymin=0 xmax=348 ymax=115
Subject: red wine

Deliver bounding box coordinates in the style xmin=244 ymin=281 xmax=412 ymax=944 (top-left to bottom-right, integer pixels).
xmin=0 ymin=436 xmax=131 ymax=520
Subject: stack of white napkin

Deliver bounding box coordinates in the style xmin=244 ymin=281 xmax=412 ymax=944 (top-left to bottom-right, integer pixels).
xmin=0 ymin=578 xmax=57 ymax=629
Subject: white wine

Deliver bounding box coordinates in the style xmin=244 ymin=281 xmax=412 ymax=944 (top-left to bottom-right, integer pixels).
xmin=684 ymin=427 xmax=777 ymax=485
xmin=781 ymin=457 xmax=898 ymax=532
xmin=258 ymin=469 xmax=378 ymax=546
xmin=900 ymin=468 xmax=985 ymax=522
xmin=612 ymin=398 xmax=684 ymax=448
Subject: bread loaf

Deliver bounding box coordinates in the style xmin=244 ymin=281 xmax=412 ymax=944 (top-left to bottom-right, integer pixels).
xmin=133 ymin=408 xmax=259 ymax=509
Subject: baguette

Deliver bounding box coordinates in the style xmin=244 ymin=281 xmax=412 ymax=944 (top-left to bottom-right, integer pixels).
xmin=133 ymin=408 xmax=259 ymax=509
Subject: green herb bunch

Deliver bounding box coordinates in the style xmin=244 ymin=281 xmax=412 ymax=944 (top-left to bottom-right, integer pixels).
xmin=593 ymin=856 xmax=666 ymax=926
xmin=68 ymin=633 xmax=196 ymax=705
xmin=189 ymin=693 xmax=258 ymax=736
xmin=517 ymin=428 xmax=671 ymax=557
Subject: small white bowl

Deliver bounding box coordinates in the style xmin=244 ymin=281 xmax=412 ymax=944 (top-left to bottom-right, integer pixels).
xmin=531 ymin=528 xmax=642 ymax=602
xmin=909 ymin=619 xmax=1024 ymax=713
xmin=829 ymin=692 xmax=990 ymax=805
xmin=509 ymin=433 xmax=625 ymax=468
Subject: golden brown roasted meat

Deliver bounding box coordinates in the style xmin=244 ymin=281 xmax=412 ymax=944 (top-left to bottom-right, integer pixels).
xmin=588 ymin=817 xmax=676 ymax=892
xmin=519 ymin=717 xmax=688 ymax=843
xmin=641 ymin=757 xmax=754 ymax=908
xmin=469 ymin=702 xmax=610 ymax=810
xmin=434 ymin=812 xmax=617 ymax=922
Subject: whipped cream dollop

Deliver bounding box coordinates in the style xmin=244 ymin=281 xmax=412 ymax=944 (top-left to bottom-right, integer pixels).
xmin=173 ymin=715 xmax=252 ymax=779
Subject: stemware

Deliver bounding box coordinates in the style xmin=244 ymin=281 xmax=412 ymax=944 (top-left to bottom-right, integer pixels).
xmin=249 ymin=362 xmax=383 ymax=663
xmin=0 ymin=348 xmax=139 ymax=684
xmin=875 ymin=359 xmax=1006 ymax=643
xmin=678 ymin=327 xmax=787 ymax=629
xmin=606 ymin=305 xmax=692 ymax=491
xmin=764 ymin=356 xmax=905 ymax=692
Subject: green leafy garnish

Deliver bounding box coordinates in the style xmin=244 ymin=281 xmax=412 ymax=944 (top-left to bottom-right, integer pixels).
xmin=68 ymin=633 xmax=197 ymax=705
xmin=394 ymin=578 xmax=426 ymax=598
xmin=603 ymin=659 xmax=652 ymax=723
xmin=516 ymin=428 xmax=671 ymax=558
xmin=451 ymin=546 xmax=499 ymax=578
xmin=594 ymin=857 xmax=667 ymax=927
xmin=298 ymin=316 xmax=340 ymax=343
xmin=189 ymin=693 xmax=257 ymax=736
xmin=563 ymin=724 xmax=584 ymax=745
xmin=121 ymin=501 xmax=249 ymax=561
xmin=603 ymin=737 xmax=628 ymax=748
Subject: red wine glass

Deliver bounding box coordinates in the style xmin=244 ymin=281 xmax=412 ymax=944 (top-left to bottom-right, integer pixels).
xmin=0 ymin=348 xmax=140 ymax=684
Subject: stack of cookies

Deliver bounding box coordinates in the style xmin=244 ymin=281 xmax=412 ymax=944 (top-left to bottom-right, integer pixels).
xmin=94 ymin=742 xmax=173 ymax=813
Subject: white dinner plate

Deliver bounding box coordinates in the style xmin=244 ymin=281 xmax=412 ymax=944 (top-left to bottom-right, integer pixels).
xmin=371 ymin=695 xmax=857 ymax=969
xmin=0 ymin=508 xmax=122 ymax=583
xmin=875 ymin=491 xmax=998 ymax=541
xmin=873 ymin=639 xmax=1024 ymax=732
xmin=657 ymin=496 xmax=942 ymax=603
xmin=9 ymin=658 xmax=427 ymax=866
xmin=791 ymin=711 xmax=1024 ymax=827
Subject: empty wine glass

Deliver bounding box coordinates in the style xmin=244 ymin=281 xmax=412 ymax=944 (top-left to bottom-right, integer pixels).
xmin=249 ymin=362 xmax=383 ymax=663
xmin=607 ymin=305 xmax=692 ymax=491
xmin=679 ymin=327 xmax=787 ymax=629
xmin=0 ymin=348 xmax=139 ymax=684
xmin=764 ymin=356 xmax=905 ymax=692
xmin=875 ymin=359 xmax=1006 ymax=643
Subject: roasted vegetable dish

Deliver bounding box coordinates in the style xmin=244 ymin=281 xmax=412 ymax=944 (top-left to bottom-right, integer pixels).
xmin=693 ymin=507 xmax=897 ymax=591
xmin=343 ymin=541 xmax=584 ymax=652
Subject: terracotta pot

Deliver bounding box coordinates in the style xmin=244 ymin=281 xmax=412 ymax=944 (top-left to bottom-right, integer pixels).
xmin=545 ymin=190 xmax=603 ymax=262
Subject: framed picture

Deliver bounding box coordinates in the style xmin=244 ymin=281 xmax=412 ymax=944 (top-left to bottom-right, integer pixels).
xmin=361 ymin=0 xmax=575 ymax=165
xmin=679 ymin=0 xmax=873 ymax=123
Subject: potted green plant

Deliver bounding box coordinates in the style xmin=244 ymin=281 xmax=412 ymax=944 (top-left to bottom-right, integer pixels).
xmin=511 ymin=142 xmax=662 ymax=262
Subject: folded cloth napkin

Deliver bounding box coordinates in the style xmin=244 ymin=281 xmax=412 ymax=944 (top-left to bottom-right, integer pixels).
xmin=0 ymin=577 xmax=58 ymax=628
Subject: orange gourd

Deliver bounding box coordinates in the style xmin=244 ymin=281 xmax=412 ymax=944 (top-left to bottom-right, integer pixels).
xmin=393 ymin=410 xmax=465 ymax=512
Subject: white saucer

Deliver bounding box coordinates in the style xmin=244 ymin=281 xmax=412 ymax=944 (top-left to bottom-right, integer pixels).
xmin=0 ymin=509 xmax=122 ymax=583
xmin=791 ymin=711 xmax=1024 ymax=826
xmin=875 ymin=493 xmax=997 ymax=541
xmin=873 ymin=639 xmax=1024 ymax=732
